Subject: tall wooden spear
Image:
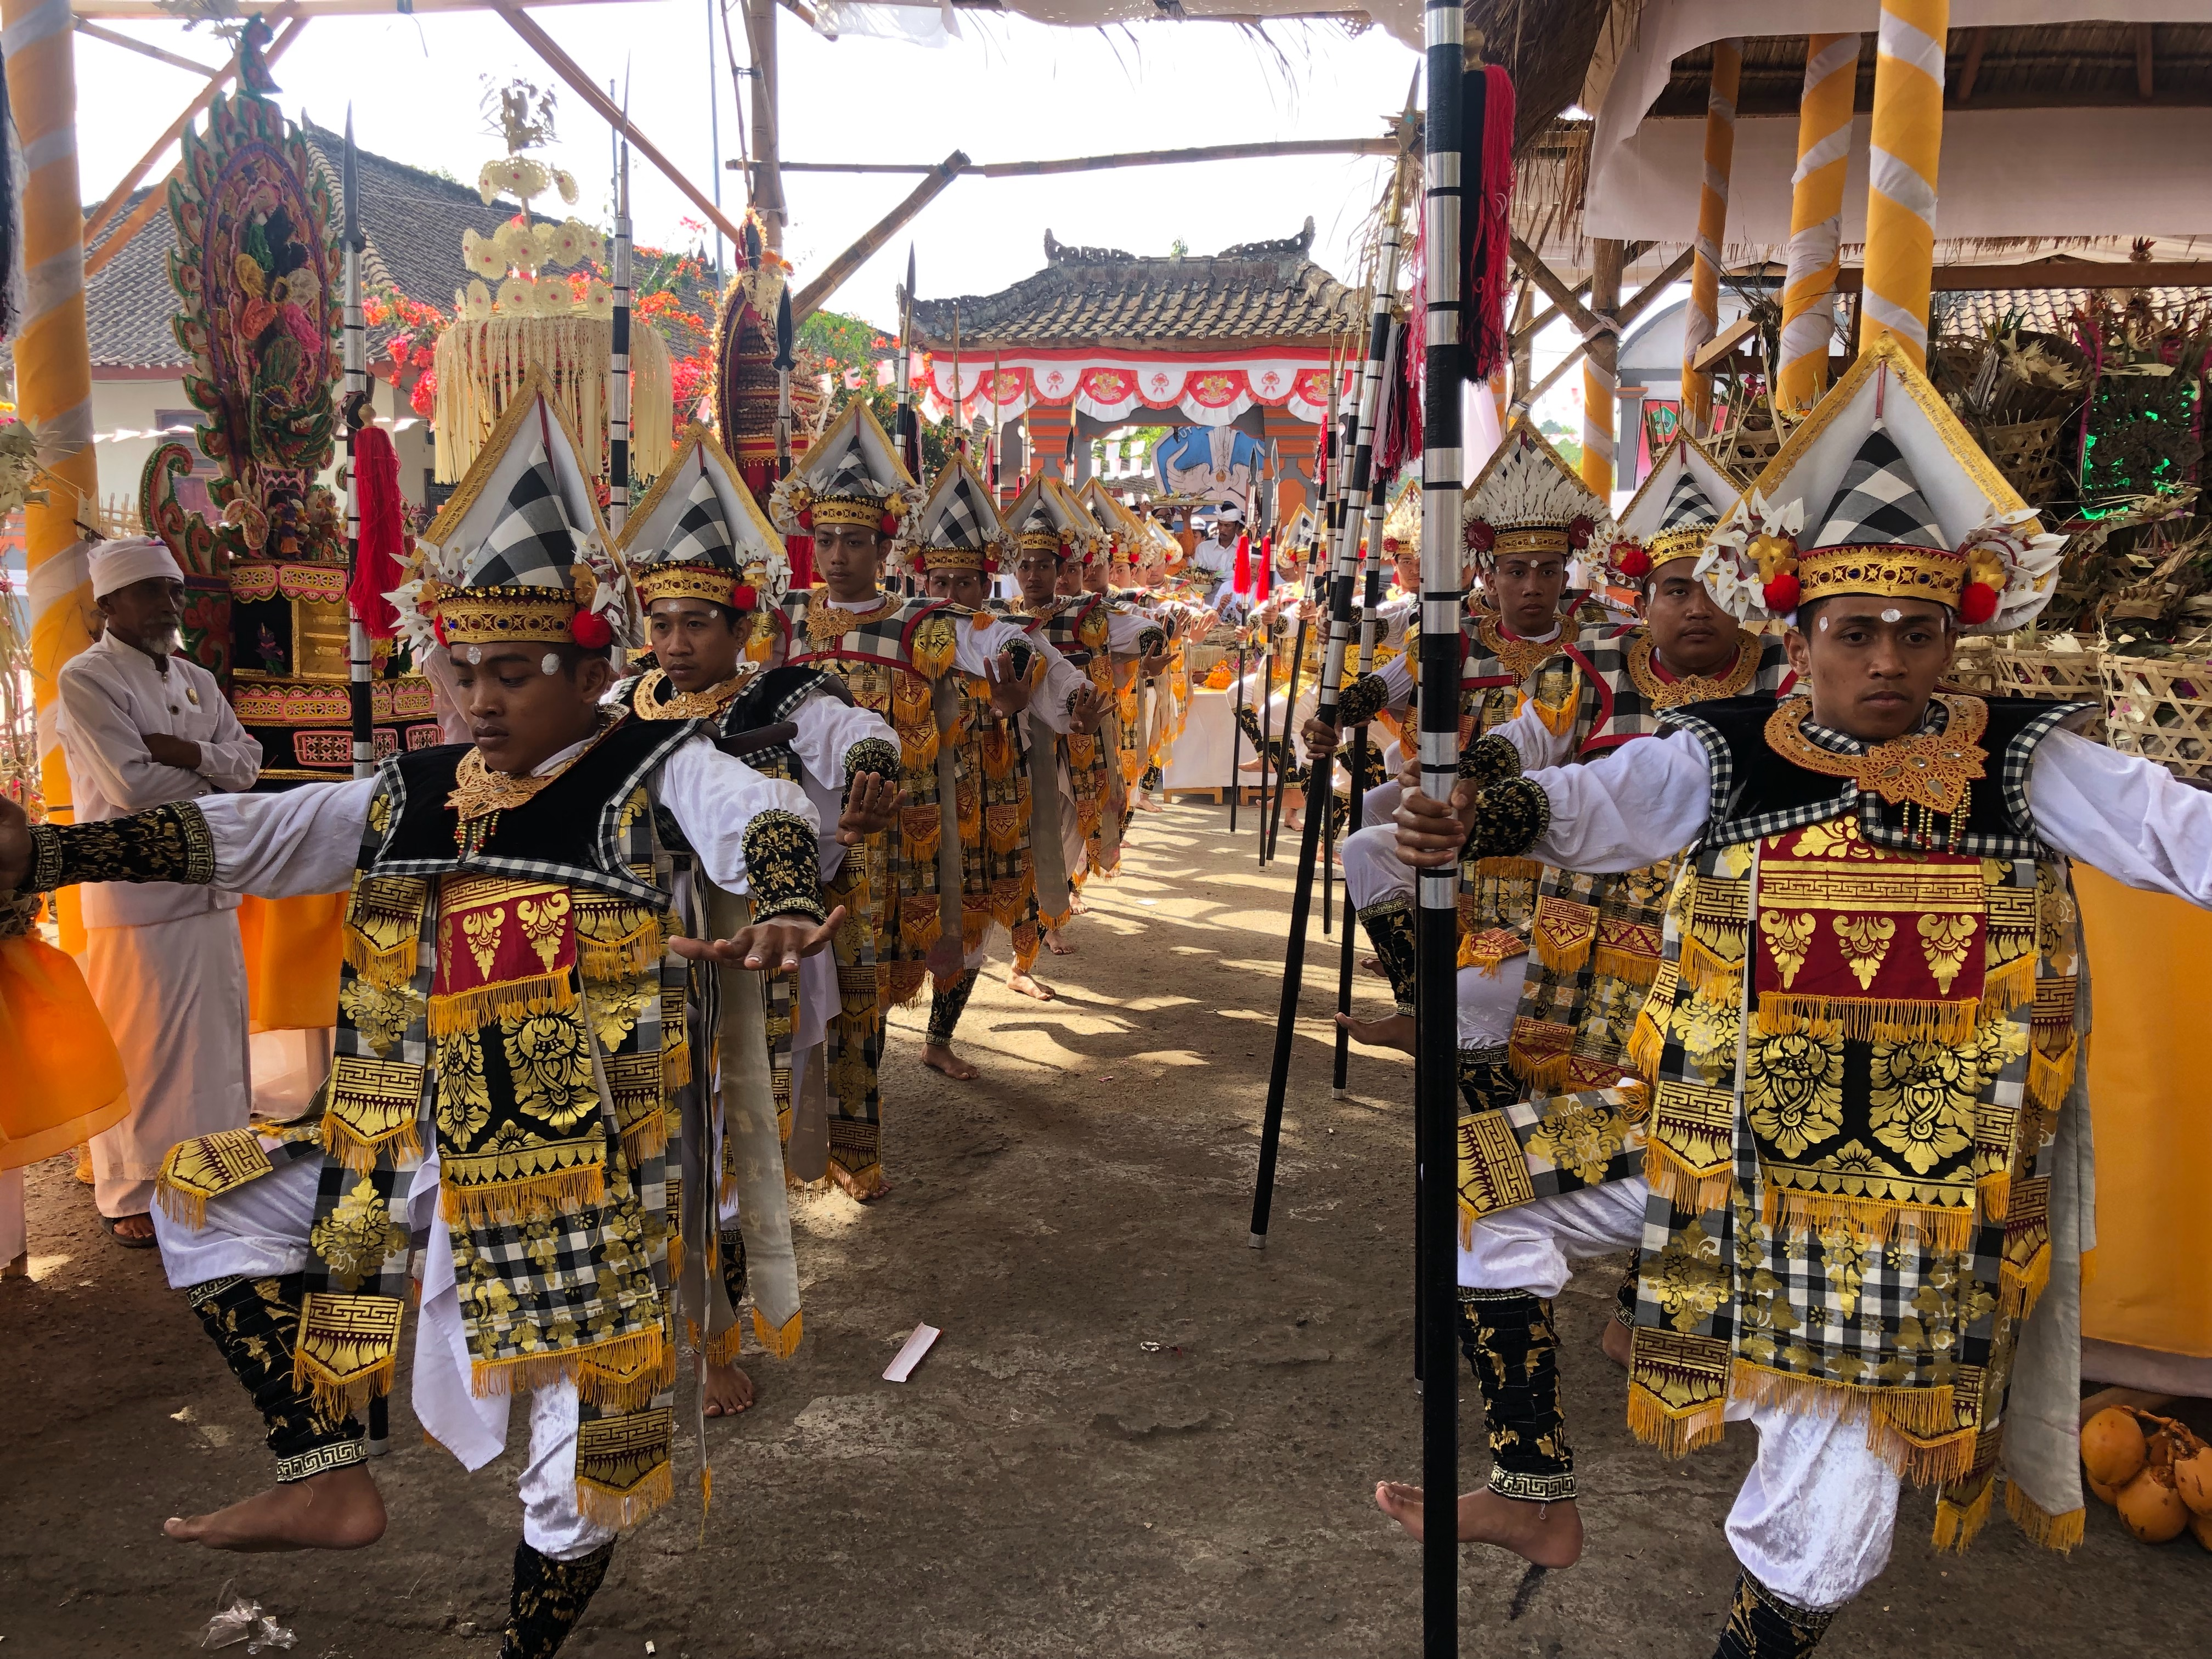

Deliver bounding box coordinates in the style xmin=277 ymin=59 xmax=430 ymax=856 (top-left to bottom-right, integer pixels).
xmin=774 ymin=282 xmax=794 ymax=480
xmin=340 ymin=111 xmax=373 ymax=782
xmin=1413 ymin=12 xmax=1469 ymax=1645
xmin=609 ymin=137 xmax=633 ymax=536
xmin=1248 ymin=122 xmax=1411 ymax=1246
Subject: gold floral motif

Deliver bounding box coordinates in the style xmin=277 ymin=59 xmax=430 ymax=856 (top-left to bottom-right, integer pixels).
xmin=1524 ymin=1099 xmax=1629 ymax=1184
xmin=805 ymin=592 xmax=898 ymax=648
xmin=1917 ymin=912 xmax=1976 ymax=992
xmin=1668 ymin=981 xmax=1741 ymax=1082
xmin=1651 ymin=1216 xmax=1726 ymax=1333
xmin=515 ymin=891 xmax=573 ymax=972
xmin=502 ymin=1013 xmax=600 ymax=1133
xmin=1759 ymin=910 xmax=1816 ymax=986
xmin=308 ymin=1178 xmax=408 ymax=1287
xmin=1627 ymin=630 xmax=1761 ymax=709
xmin=368 ymin=793 xmax=393 ymax=834
xmin=1476 ymin=613 xmax=1571 ymax=684
xmin=587 ymin=975 xmax=653 ymax=1052
xmin=1764 ymin=693 xmax=1989 ymax=820
xmin=1832 ymin=914 xmax=1898 ymax=989
xmin=1747 ymin=1024 xmax=1846 ymax=1157
xmin=433 ymin=1027 xmax=493 ymax=1143
xmin=338 ymin=978 xmax=424 ymax=1057
xmin=1867 ymin=1037 xmax=1980 ymax=1173
xmin=1818 ymin=1228 xmax=1870 ymax=1319
xmin=461 ymin=906 xmax=506 ymax=976
xmin=630 ymin=665 xmax=754 ymax=721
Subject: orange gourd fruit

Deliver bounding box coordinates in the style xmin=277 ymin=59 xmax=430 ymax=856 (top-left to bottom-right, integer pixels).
xmin=2081 ymin=1407 xmax=2149 ymax=1488
xmin=2190 ymin=1510 xmax=2212 ymax=1553
xmin=2175 ymin=1447 xmax=2212 ymax=1517
xmin=2116 ymin=1468 xmax=2190 ymax=1543
xmin=2087 ymin=1474 xmax=2122 ymax=1506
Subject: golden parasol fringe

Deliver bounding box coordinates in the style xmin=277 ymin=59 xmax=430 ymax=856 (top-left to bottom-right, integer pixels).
xmin=433 ymin=314 xmax=674 ymax=484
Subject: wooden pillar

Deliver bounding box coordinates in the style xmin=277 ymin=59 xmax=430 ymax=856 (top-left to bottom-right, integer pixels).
xmin=1862 ymin=0 xmax=1947 ymax=369
xmin=1581 ymin=238 xmax=1623 ymax=496
xmin=1779 ymin=33 xmax=1861 ymax=413
xmin=1257 ymin=403 xmax=1314 ymax=525
xmin=1680 ymin=38 xmax=1741 ymax=437
xmin=4 ymin=0 xmax=98 ymax=951
xmin=744 ymin=0 xmax=783 ymax=250
xmin=1024 ymin=403 xmax=1073 ymax=482
xmin=1508 ymin=283 xmax=1533 ymax=409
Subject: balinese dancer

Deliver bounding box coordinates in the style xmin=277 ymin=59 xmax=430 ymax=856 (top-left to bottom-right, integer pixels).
xmin=0 ymin=379 xmax=836 ymax=1659
xmin=766 ymin=409 xmax=1094 ymax=1118
xmin=1376 ymin=343 xmax=2212 ymax=1657
xmin=615 ymin=425 xmax=900 ymax=1417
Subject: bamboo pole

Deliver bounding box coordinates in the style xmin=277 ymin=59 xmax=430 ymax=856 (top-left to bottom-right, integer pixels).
xmin=1681 ymin=38 xmax=1741 ymax=437
xmin=81 ymin=2 xmax=302 ymax=247
xmin=1778 ymin=33 xmax=1860 ymax=414
xmin=1580 ymin=238 xmax=1622 ymax=496
xmin=1517 ymin=249 xmax=1696 ymax=411
xmin=769 ymin=137 xmax=1399 ymax=177
xmin=743 ymin=0 xmax=783 ymax=249
xmin=74 ymin=18 xmax=221 ymax=75
xmin=1861 ymin=0 xmax=1948 ymax=370
xmin=4 ymin=0 xmax=98 ymax=952
xmin=788 ymin=153 xmax=968 ymax=324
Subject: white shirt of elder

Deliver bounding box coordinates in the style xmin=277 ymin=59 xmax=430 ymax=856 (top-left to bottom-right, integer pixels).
xmin=57 ymin=630 xmax=263 ymax=927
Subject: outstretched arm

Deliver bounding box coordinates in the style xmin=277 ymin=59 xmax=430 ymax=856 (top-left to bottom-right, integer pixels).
xmin=2029 ymin=728 xmax=2212 ymax=905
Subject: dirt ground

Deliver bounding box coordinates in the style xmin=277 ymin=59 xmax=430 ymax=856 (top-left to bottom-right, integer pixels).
xmin=2 ymin=798 xmax=2204 ymax=1657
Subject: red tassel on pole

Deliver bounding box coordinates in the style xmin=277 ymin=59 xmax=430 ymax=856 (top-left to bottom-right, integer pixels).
xmin=1233 ymin=531 xmax=1252 ymax=597
xmin=1254 ymin=534 xmax=1272 ymax=602
xmin=1463 ymin=63 xmax=1517 ymax=382
xmin=347 ymin=425 xmax=405 ymax=640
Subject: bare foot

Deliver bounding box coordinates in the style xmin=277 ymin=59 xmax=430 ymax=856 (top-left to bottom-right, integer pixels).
xmin=1600 ymin=1318 xmax=1632 ymax=1370
xmin=922 ymin=1045 xmax=979 ymax=1081
xmin=830 ymin=1166 xmax=894 ymax=1203
xmin=1068 ymin=893 xmax=1090 ymax=916
xmin=106 ymin=1212 xmax=156 ymax=1244
xmin=1359 ymin=956 xmax=1385 ymax=978
xmin=1135 ymin=794 xmax=1162 ymax=814
xmin=1007 ymin=970 xmax=1057 ymax=1002
xmin=165 ymin=1465 xmax=387 ymax=1553
xmin=1372 ymin=1482 xmax=1584 ymax=1566
xmin=1335 ymin=1010 xmax=1415 ymax=1055
xmin=704 ymin=1360 xmax=755 ymax=1418
xmin=1045 ymin=928 xmax=1076 ymax=956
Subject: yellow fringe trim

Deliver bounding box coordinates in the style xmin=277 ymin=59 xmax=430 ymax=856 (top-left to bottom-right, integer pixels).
xmin=156 ymin=1182 xmax=210 ymax=1231
xmin=702 ymin=1319 xmax=746 ymax=1369
xmin=471 ymin=1327 xmax=674 ymax=1413
xmin=1509 ymin=1046 xmax=1573 ymax=1094
xmin=1754 ymin=995 xmax=1982 ymax=1047
xmin=439 ymin=1162 xmax=607 ymax=1228
xmin=576 ymin=918 xmax=665 ymax=982
xmin=1982 ymin=950 xmax=2036 ymax=1018
xmin=1679 ymin=930 xmax=1744 ymax=998
xmin=320 ymin=1113 xmax=424 ymax=1177
xmin=1728 ymin=1359 xmax=1974 ymax=1486
xmin=1627 ymin=1008 xmax=1667 ymax=1084
xmin=1472 ymin=856 xmax=1545 ymax=883
xmin=618 ymin=1105 xmax=669 ymax=1168
xmin=1644 ymin=1142 xmax=1736 ymax=1216
xmin=2003 ymin=1478 xmax=2085 ymax=1554
xmin=1999 ymin=1240 xmax=2052 ymax=1323
xmin=341 ymin=926 xmax=420 ymax=990
xmin=575 ymin=1458 xmax=674 ymax=1531
xmin=662 ymin=1038 xmax=691 ymax=1094
xmin=1457 ymin=929 xmax=1528 ymax=975
xmin=960 ymin=907 xmax=992 ymax=953
xmin=1594 ymin=944 xmax=1663 ymax=986
xmin=665 ymin=1228 xmax=683 ymax=1282
xmin=898 ymin=724 xmax=940 ymax=773
xmin=2028 ymin=1037 xmax=2078 ymax=1115
xmin=1627 ymin=1381 xmax=1728 ymax=1460
xmin=297 ymin=1355 xmax=396 ymax=1421
xmin=1759 ymin=1185 xmax=1978 ymax=1254
xmin=752 ymin=1304 xmax=804 ymax=1359
xmin=1976 ymin=1168 xmax=2012 ymax=1223
xmin=425 ymin=972 xmax=578 ymax=1039
xmin=1932 ymin=1475 xmax=1995 ymax=1552
xmin=1533 ymin=928 xmax=1593 ymax=977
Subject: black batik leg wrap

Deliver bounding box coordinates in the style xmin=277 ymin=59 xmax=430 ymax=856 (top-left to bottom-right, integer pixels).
xmin=1712 ymin=1572 xmax=1836 ymax=1659
xmin=926 ymin=967 xmax=980 ymax=1047
xmin=1356 ymin=899 xmax=1418 ymax=1017
xmin=1455 ymin=1043 xmax=1520 ymax=1115
xmin=185 ymin=1273 xmax=366 ymax=1482
xmin=719 ymin=1227 xmax=748 ymax=1310
xmin=500 ymin=1538 xmax=616 ymax=1659
xmin=1458 ymin=1286 xmax=1576 ymax=1502
xmin=1616 ymin=1250 xmax=1640 ymax=1328
xmin=1141 ymin=763 xmax=1163 ymax=792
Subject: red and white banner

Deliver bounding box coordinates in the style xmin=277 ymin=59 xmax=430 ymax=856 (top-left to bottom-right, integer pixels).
xmin=913 ymin=348 xmax=1352 ymax=428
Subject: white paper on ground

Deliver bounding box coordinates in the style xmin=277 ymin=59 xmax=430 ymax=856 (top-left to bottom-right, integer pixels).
xmin=883 ymin=1323 xmax=940 ymax=1383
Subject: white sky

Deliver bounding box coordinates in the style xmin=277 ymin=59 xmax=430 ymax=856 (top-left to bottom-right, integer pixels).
xmin=72 ymin=5 xmax=1418 ymax=330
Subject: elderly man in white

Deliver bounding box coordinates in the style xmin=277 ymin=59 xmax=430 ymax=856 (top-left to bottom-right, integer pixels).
xmin=57 ymin=537 xmax=262 ymax=1244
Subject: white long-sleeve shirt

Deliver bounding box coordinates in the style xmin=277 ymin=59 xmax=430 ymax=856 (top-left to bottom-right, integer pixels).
xmin=57 ymin=631 xmax=262 ymax=926
xmin=1520 ymin=725 xmax=2212 ymax=906
xmin=195 ymin=732 xmax=821 ymax=904
xmin=816 ymin=592 xmax=1088 ymax=735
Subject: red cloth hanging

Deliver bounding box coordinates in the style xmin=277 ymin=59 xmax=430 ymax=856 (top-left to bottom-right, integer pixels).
xmin=1254 ymin=534 xmax=1272 ymax=602
xmin=1232 ymin=532 xmax=1252 ymax=597
xmin=347 ymin=425 xmax=405 ymax=639
xmin=786 ymin=534 xmax=816 ymax=592
xmin=1462 ymin=62 xmax=1517 ymax=383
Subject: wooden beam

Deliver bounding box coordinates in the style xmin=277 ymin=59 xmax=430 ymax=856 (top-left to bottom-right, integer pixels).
xmin=762 ymin=137 xmax=1400 ymax=178
xmin=1955 ymin=27 xmax=1987 ymax=105
xmin=73 ymin=18 xmax=221 ymax=75
xmin=71 ymin=0 xmax=626 ymax=14
xmin=1514 ymin=253 xmax=1694 ymax=409
xmin=1690 ymin=315 xmax=1760 ymax=374
xmin=1510 ymin=235 xmax=1600 ymax=338
xmin=1509 ymin=240 xmax=1658 ymax=353
xmin=2135 ymin=22 xmax=2155 ymax=101
xmin=82 ymin=3 xmax=303 ymax=247
xmin=789 ymin=151 xmax=969 ymax=324
xmin=1835 ymin=259 xmax=2212 ymax=293
xmin=498 ymin=4 xmax=746 ymax=249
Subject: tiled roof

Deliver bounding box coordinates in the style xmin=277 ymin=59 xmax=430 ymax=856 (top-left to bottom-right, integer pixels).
xmin=73 ymin=119 xmax=715 ymax=371
xmin=1932 ymin=286 xmax=2211 ymax=340
xmin=909 ymin=219 xmax=1357 ymax=351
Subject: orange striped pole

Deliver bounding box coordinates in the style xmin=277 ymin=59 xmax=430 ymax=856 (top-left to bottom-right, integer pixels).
xmin=1778 ymin=33 xmax=1861 ymax=414
xmin=1863 ymin=0 xmax=1947 ymax=370
xmin=4 ymin=0 xmax=98 ymax=950
xmin=1679 ymin=39 xmax=1740 ymax=438
xmin=1580 ymin=238 xmax=1623 ymax=497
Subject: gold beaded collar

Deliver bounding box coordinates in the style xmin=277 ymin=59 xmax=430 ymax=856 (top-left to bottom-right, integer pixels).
xmin=1764 ymin=693 xmax=1989 ymax=821
xmin=1475 ymin=612 xmax=1568 ymax=684
xmin=631 ymin=664 xmax=756 ymax=721
xmin=805 ymin=591 xmax=898 ymax=648
xmin=1628 ymin=630 xmax=1762 ymax=710
xmin=445 ymin=713 xmax=618 ymax=836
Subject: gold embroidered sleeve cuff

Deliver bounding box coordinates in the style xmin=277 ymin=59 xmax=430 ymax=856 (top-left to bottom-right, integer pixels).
xmin=1335 ymin=673 xmax=1390 ymax=727
xmin=1462 ymin=777 xmax=1550 ymax=863
xmin=25 ymin=801 xmax=217 ymax=894
xmin=742 ymin=809 xmax=827 ymax=923
xmin=840 ymin=738 xmax=901 ymax=789
xmin=1458 ymin=733 xmax=1524 ymax=787
xmin=1135 ymin=625 xmax=1167 ymax=659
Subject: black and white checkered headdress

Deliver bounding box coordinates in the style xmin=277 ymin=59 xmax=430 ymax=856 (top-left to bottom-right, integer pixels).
xmin=462 ymin=442 xmax=579 ymax=590
xmin=1810 ymin=425 xmax=1944 ymax=552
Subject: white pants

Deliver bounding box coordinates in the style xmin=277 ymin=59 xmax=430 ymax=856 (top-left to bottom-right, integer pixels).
xmin=150 ymin=1149 xmax=614 ymax=1560
xmin=84 ymin=911 xmax=252 ymax=1217
xmin=1339 ymin=823 xmax=1522 ymax=1046
xmin=1461 ymin=1178 xmax=1901 ymax=1612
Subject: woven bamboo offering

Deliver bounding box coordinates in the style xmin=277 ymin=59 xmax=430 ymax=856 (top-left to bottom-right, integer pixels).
xmin=1988 ymin=634 xmax=2106 ymax=740
xmin=2101 ymin=653 xmax=2212 ymax=782
xmin=1980 ymin=414 xmax=2070 ymax=509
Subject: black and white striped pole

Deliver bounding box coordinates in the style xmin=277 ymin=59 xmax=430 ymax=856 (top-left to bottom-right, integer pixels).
xmin=608 ymin=142 xmax=633 ymax=537
xmin=1416 ymin=5 xmax=1468 ymax=1646
xmin=1246 ymin=154 xmax=1408 ymax=1248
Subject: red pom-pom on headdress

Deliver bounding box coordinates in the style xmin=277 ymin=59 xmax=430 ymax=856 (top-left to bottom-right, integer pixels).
xmin=1958 ymin=580 xmax=2000 ymax=625
xmin=730 ymin=583 xmax=758 ymax=612
xmin=797 ymin=506 xmax=814 ymax=531
xmin=1568 ymin=515 xmax=1594 ymax=550
xmin=1762 ymin=572 xmax=1802 ymax=616
xmin=879 ymin=511 xmax=898 ymax=534
xmin=1611 ymin=540 xmax=1650 ymax=580
xmin=1465 ymin=520 xmax=1496 ymax=554
xmin=431 ymin=616 xmax=448 ymax=648
xmin=570 ymin=609 xmax=613 ymax=650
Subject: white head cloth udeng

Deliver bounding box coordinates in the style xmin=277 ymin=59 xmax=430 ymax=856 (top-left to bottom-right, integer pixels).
xmin=89 ymin=535 xmax=185 ymax=599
